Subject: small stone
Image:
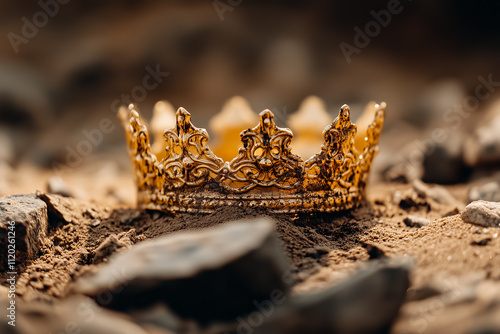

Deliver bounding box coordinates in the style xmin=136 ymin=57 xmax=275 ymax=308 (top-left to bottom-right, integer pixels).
xmin=0 ymin=194 xmax=49 ymax=271
xmin=92 ymin=230 xmax=136 ymax=264
xmin=74 ymin=218 xmax=290 ymax=325
xmin=54 ymin=246 xmax=63 ymax=255
xmin=468 ymin=181 xmax=500 ymax=203
xmin=119 ymin=210 xmax=141 ymax=224
xmin=362 ymin=243 xmax=387 ymax=259
xmin=314 ymin=245 xmax=330 ymax=255
xmin=462 ymin=201 xmax=500 ymax=227
xmin=29 ymin=279 xmax=44 ymax=290
xmin=413 ymin=179 xmax=459 ymax=206
xmin=46 ymin=176 xmax=73 ymax=197
xmin=471 ymin=238 xmax=492 ymax=246
xmin=91 ymin=219 xmax=101 ymax=227
xmin=36 ymin=191 xmax=96 ymax=225
xmin=464 ymin=113 xmax=500 ymax=166
xmin=404 ymin=215 xmax=430 ymax=228
xmin=443 ymin=207 xmax=460 ymax=217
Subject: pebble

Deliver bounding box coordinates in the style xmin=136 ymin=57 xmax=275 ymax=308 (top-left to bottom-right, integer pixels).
xmin=404 ymin=215 xmax=430 ymax=228
xmin=413 ymin=179 xmax=459 ymax=206
xmin=74 ymin=218 xmax=291 ymax=325
xmin=46 ymin=176 xmax=73 ymax=197
xmin=92 ymin=229 xmax=136 ymax=264
xmin=461 ymin=201 xmax=500 ymax=227
xmin=464 ymin=113 xmax=500 ymax=166
xmin=468 ymin=181 xmax=500 ymax=203
xmin=0 ymin=194 xmax=49 ymax=271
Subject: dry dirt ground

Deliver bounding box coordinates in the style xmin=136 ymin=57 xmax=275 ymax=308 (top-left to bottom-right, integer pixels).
xmin=1 ymin=165 xmax=500 ymax=333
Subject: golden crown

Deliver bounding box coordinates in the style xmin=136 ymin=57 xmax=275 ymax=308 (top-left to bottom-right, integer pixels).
xmin=117 ymin=97 xmax=386 ymax=213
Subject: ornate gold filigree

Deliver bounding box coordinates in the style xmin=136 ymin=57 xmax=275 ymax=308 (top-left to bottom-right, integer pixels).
xmin=162 ymin=107 xmax=224 ymax=188
xmin=118 ymin=100 xmax=386 ymax=213
xmin=222 ymin=110 xmax=304 ymax=192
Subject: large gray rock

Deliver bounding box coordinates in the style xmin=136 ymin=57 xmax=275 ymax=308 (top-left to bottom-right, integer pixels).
xmin=74 ymin=218 xmax=291 ymax=324
xmin=462 ymin=201 xmax=500 ymax=227
xmin=249 ymin=258 xmax=412 ymax=334
xmin=0 ymin=194 xmax=50 ymax=271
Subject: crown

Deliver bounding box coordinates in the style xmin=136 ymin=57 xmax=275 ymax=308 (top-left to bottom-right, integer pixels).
xmin=117 ymin=97 xmax=386 ymax=213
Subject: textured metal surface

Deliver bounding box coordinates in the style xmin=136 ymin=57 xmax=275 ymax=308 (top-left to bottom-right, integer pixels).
xmin=118 ymin=102 xmax=385 ymax=213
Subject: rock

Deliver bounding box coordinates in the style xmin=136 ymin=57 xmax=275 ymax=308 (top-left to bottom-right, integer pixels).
xmin=464 ymin=113 xmax=500 ymax=166
xmin=46 ymin=176 xmax=73 ymax=197
xmin=362 ymin=243 xmax=387 ymax=260
xmin=404 ymin=215 xmax=430 ymax=228
xmin=35 ymin=191 xmax=98 ymax=224
xmin=74 ymin=218 xmax=291 ymax=325
xmin=92 ymin=229 xmax=137 ymax=264
xmin=413 ymin=179 xmax=459 ymax=207
xmin=383 ymin=161 xmax=423 ymax=184
xmin=252 ymin=258 xmax=412 ymax=334
xmin=408 ymin=80 xmax=465 ymax=127
xmin=422 ymin=132 xmax=470 ymax=184
xmin=0 ymin=194 xmax=50 ymax=271
xmin=468 ymin=181 xmax=500 ymax=203
xmin=471 ymin=238 xmax=491 ymax=246
xmin=462 ymin=201 xmax=500 ymax=227
xmin=0 ymin=296 xmax=149 ymax=334
xmin=396 ymin=279 xmax=500 ymax=334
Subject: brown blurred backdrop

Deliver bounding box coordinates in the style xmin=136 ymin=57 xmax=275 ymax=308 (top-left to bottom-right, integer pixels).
xmin=1 ymin=0 xmax=500 ymax=193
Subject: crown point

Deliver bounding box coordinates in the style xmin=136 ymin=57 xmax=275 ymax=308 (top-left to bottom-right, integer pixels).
xmin=340 ymin=104 xmax=350 ymax=113
xmin=259 ymin=109 xmax=275 ymax=118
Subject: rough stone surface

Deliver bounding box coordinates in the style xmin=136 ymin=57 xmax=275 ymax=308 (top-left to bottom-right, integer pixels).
xmin=0 ymin=194 xmax=49 ymax=271
xmin=74 ymin=218 xmax=291 ymax=324
xmin=404 ymin=215 xmax=431 ymax=228
xmin=0 ymin=296 xmax=151 ymax=334
xmin=36 ymin=191 xmax=96 ymax=224
xmin=461 ymin=200 xmax=500 ymax=227
xmin=413 ymin=179 xmax=459 ymax=207
xmin=468 ymin=181 xmax=500 ymax=203
xmin=92 ymin=229 xmax=139 ymax=264
xmin=395 ymin=276 xmax=500 ymax=334
xmin=251 ymin=258 xmax=412 ymax=334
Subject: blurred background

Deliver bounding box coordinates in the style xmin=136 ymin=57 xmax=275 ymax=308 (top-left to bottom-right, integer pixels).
xmin=1 ymin=0 xmax=500 ymax=202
